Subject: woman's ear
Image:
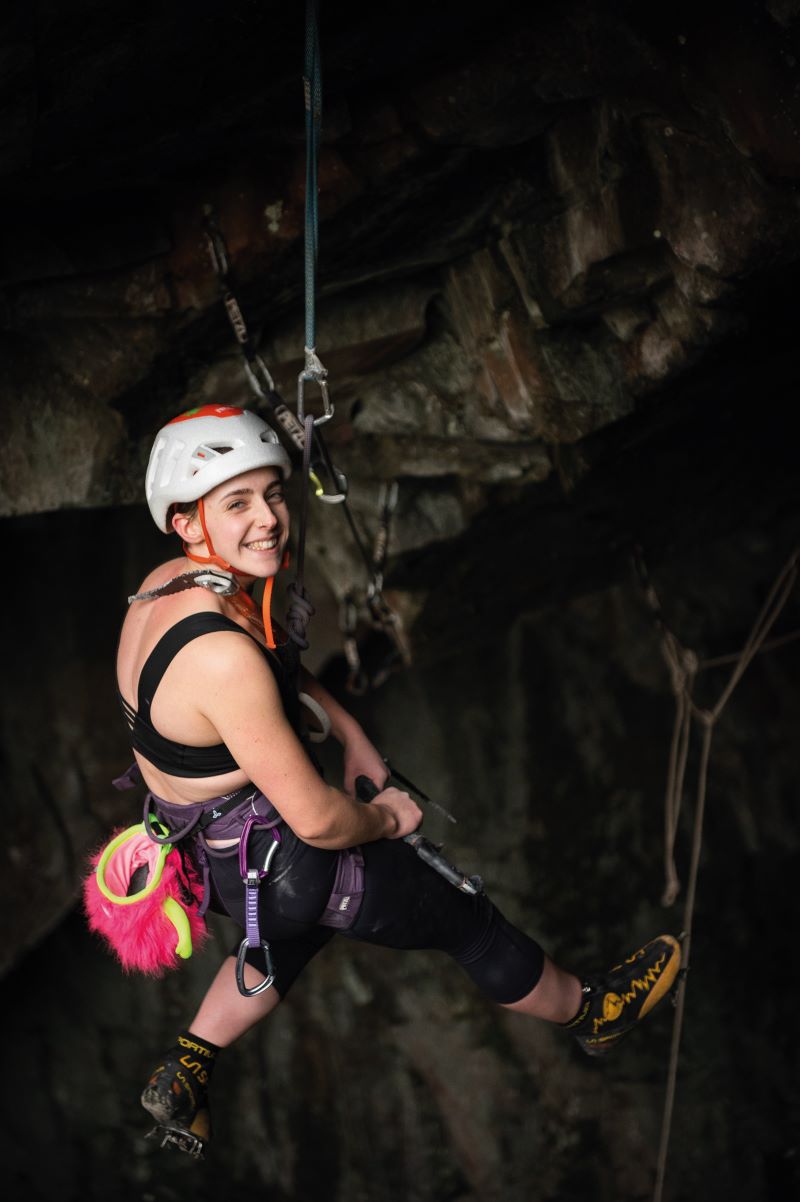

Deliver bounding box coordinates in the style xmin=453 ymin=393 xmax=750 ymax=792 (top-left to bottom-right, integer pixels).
xmin=171 ymin=510 xmax=203 ymax=545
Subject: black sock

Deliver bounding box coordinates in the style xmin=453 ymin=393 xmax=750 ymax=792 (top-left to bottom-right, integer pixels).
xmin=168 ymin=1028 xmax=220 ymax=1090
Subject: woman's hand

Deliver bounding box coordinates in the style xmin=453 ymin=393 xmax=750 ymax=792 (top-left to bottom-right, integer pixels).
xmin=343 ymin=730 xmax=390 ymax=798
xmin=371 ymin=786 xmax=423 ymax=839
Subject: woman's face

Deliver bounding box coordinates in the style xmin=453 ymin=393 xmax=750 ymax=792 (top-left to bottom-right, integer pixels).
xmin=200 ymin=466 xmax=290 ymax=577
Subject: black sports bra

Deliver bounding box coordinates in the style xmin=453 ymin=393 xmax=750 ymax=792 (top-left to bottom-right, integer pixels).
xmin=119 ymin=612 xmax=290 ymax=778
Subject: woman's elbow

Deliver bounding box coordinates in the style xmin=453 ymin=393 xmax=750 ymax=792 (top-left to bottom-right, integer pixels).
xmin=289 ymin=803 xmax=346 ymax=847
xmin=294 ymin=824 xmax=350 ymax=850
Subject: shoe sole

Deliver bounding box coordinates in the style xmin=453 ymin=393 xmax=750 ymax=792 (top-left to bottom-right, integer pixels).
xmin=141 ymin=1084 xmax=182 ymax=1127
xmin=636 ymin=934 xmax=681 ymax=1020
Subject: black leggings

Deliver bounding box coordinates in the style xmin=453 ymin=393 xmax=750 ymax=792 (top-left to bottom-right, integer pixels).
xmin=210 ymin=826 xmax=545 ymax=1005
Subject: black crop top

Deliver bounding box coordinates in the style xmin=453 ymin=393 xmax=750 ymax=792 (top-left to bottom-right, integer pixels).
xmin=119 ymin=612 xmax=292 ymax=778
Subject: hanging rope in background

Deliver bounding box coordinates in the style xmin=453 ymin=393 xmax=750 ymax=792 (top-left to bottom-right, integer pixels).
xmin=635 ymin=547 xmax=799 ymax=1202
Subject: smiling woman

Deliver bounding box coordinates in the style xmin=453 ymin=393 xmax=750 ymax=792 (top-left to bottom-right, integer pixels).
xmin=180 ymin=469 xmax=289 ymax=581
xmin=100 ymin=403 xmax=681 ymax=1160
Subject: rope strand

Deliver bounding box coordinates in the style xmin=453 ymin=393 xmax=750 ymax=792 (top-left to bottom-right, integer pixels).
xmin=304 ymin=0 xmax=322 ymax=358
xmin=646 ymin=546 xmax=798 ymax=1202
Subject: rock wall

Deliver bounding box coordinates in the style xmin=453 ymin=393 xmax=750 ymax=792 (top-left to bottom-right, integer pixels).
xmin=2 ymin=513 xmax=798 ymax=1202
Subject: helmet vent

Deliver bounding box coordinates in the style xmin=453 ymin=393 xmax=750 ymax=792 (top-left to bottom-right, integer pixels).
xmin=190 ymin=443 xmax=234 ymax=471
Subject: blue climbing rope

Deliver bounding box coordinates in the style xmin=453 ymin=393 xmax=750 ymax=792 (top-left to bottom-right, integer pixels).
xmin=299 ymin=0 xmax=332 ymax=423
xmin=304 ymin=0 xmax=321 ymax=357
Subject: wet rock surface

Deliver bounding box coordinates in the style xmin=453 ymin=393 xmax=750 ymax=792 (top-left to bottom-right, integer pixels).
xmin=1 ymin=2 xmax=800 ymax=1200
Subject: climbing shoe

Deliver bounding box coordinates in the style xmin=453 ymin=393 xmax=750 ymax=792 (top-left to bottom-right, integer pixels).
xmin=141 ymin=1032 xmax=217 ymax=1158
xmin=564 ymin=934 xmax=681 ymax=1057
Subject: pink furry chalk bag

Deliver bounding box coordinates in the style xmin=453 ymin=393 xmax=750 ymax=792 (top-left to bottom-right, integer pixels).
xmin=83 ymin=821 xmax=208 ymax=975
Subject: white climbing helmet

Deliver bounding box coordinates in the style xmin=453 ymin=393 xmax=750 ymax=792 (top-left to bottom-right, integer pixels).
xmin=145 ymin=405 xmax=292 ymax=532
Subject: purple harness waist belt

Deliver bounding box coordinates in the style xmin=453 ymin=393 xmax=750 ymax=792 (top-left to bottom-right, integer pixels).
xmin=113 ymin=765 xmax=365 ymax=937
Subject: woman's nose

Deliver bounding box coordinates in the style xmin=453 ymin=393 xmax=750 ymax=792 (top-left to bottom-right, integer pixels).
xmin=255 ymin=498 xmax=278 ymax=527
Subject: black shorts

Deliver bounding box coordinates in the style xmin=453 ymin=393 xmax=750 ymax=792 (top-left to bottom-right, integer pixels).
xmin=210 ymin=826 xmax=544 ymax=1004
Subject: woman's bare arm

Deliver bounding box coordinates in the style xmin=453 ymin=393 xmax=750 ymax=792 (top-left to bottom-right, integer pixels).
xmin=196 ymin=634 xmax=420 ymax=848
xmin=297 ymin=665 xmax=389 ymax=795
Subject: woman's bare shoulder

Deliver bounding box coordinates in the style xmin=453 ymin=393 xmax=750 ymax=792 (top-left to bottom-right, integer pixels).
xmin=119 ymin=560 xmax=231 ymax=671
xmin=135 ymin=557 xmax=192 ymax=593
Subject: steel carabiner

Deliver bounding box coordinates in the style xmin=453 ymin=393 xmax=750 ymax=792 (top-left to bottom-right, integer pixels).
xmin=235 ymin=936 xmax=276 ymax=997
xmin=298 ymin=347 xmax=334 ymax=425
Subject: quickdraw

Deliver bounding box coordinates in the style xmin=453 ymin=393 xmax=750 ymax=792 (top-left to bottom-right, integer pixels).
xmin=340 ymin=591 xmax=368 ymax=695
xmin=201 ymin=205 xmax=345 ymax=504
xmin=235 ymin=813 xmax=282 ymax=997
xmin=340 ymin=481 xmax=412 ymax=693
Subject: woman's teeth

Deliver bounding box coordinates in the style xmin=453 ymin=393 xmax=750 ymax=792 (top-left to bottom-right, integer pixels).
xmin=246 ymin=538 xmax=278 ymax=551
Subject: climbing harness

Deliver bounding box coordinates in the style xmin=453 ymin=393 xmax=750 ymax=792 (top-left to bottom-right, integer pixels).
xmin=99 ymin=766 xmax=294 ymax=995
xmin=634 ymin=546 xmax=800 ymax=1202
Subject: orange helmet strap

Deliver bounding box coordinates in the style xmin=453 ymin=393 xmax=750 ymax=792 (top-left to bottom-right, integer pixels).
xmin=181 ymin=498 xmax=236 ymax=575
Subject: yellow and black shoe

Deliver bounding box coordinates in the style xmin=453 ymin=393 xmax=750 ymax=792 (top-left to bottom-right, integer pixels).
xmin=564 ymin=934 xmax=682 ymax=1057
xmin=141 ymin=1031 xmax=216 ymax=1158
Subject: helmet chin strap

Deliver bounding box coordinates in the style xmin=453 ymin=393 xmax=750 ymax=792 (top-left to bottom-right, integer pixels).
xmin=183 ymin=498 xmax=288 ymax=650
xmin=183 ymin=498 xmax=237 ymax=575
